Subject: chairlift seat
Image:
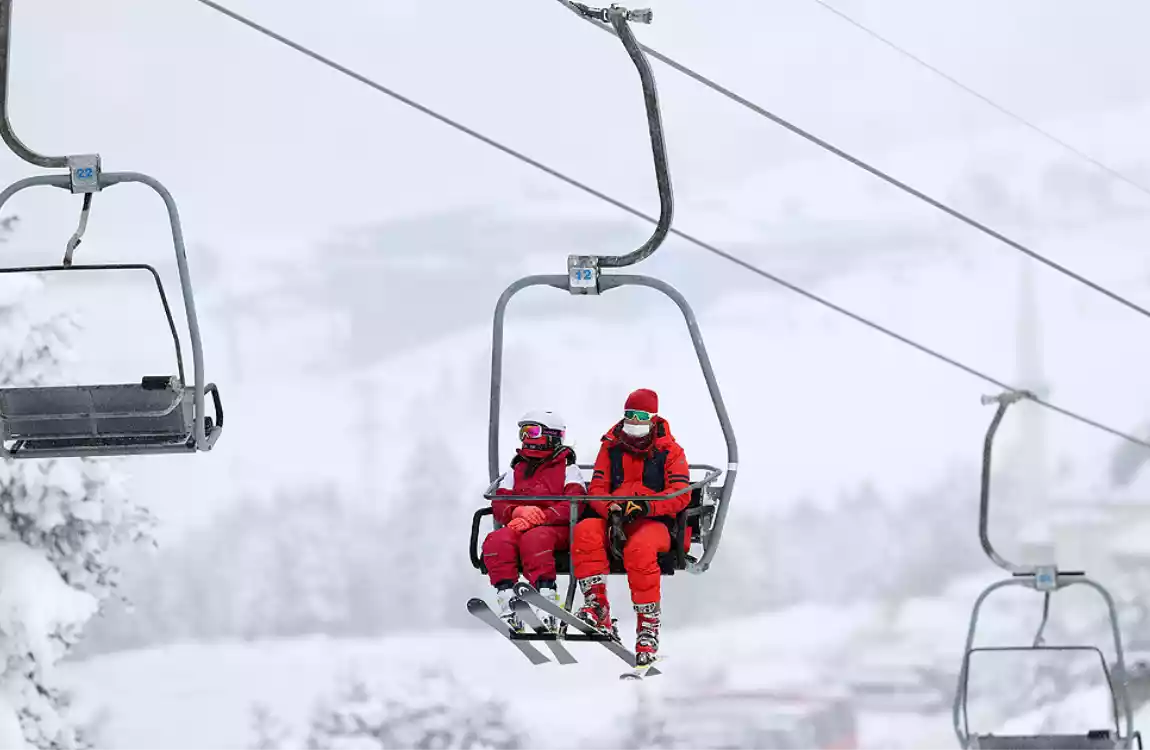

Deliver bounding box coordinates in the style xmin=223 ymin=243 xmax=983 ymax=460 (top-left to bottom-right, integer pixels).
xmin=971 ymin=732 xmax=1122 ymax=749
xmin=0 ymin=375 xmax=222 ymax=457
xmin=470 ymin=486 xmax=711 ymax=577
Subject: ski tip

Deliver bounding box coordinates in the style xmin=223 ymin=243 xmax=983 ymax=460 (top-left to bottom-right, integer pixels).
xmin=620 ymin=660 xmax=662 ymax=680
xmin=466 ymin=597 xmax=488 ymax=611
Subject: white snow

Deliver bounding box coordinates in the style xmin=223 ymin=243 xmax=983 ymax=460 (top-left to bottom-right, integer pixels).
xmin=0 ymin=541 xmax=98 ymax=669
xmin=0 ymin=695 xmax=28 ymax=750
xmin=0 ymin=541 xmax=100 ymax=749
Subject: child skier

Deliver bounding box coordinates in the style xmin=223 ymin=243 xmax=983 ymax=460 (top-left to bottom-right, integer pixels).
xmin=482 ymin=410 xmax=586 ymax=631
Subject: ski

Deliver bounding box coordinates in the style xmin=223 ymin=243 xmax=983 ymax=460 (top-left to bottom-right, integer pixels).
xmin=466 ymin=598 xmax=551 ymax=666
xmin=513 ymin=582 xmax=661 ymax=677
xmin=512 ymin=598 xmax=578 ymax=665
xmin=620 ymin=656 xmax=664 ymax=680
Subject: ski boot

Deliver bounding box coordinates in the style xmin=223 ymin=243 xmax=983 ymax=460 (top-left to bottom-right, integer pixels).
xmin=535 ymin=582 xmax=563 ymax=633
xmin=576 ymin=575 xmax=620 ymax=641
xmin=634 ymin=601 xmax=660 ymax=667
xmin=495 ymin=585 xmax=525 ymax=633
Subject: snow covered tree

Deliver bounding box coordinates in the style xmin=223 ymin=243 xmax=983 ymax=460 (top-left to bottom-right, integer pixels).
xmin=305 ymin=665 xmax=526 ymax=749
xmin=384 ymin=436 xmax=469 ymax=631
xmin=249 ymin=702 xmax=293 ymax=750
xmin=0 ymin=257 xmax=154 ymax=748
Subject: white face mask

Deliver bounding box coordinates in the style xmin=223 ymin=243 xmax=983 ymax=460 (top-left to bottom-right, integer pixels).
xmin=622 ymin=423 xmax=651 ymax=438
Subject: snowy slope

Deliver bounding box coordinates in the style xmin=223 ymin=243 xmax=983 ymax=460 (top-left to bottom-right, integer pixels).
xmin=59 ymin=602 xmax=950 ymax=750
xmin=60 ymin=573 xmax=1144 ymax=749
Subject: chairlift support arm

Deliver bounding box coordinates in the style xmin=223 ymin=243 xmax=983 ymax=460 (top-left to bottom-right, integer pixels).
xmin=561 ymin=3 xmax=672 ymax=280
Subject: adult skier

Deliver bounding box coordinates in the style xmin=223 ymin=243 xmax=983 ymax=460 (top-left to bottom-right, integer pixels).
xmin=572 ymin=388 xmax=691 ymax=666
xmin=482 ymin=410 xmax=586 ymax=631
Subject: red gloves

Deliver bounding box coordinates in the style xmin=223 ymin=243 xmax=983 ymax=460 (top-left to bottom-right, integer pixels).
xmin=507 ymin=506 xmax=547 ymax=532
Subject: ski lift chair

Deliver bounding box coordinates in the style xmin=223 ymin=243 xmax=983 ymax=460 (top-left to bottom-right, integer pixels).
xmin=0 ymin=175 xmax=223 ymax=459
xmin=953 ymin=392 xmax=1141 ymax=750
xmin=478 ymin=271 xmax=738 ymax=619
xmin=469 ymin=462 xmax=723 ymax=577
xmin=0 ymin=0 xmax=221 ymax=458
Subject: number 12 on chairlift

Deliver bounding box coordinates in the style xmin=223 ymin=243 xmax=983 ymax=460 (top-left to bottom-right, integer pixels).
xmin=570 ymin=267 xmax=595 ymax=289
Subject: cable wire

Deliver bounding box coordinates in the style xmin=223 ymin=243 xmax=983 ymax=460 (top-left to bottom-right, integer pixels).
xmin=188 ymin=0 xmax=1150 ymax=450
xmin=558 ymin=1 xmax=1150 ymax=324
xmin=807 ymin=0 xmax=1150 ymax=201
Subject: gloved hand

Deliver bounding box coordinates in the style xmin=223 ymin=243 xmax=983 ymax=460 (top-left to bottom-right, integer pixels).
xmin=512 ymin=506 xmax=547 ymax=527
xmin=607 ymin=504 xmax=627 ymax=560
xmin=506 ymin=517 xmax=531 ymax=533
xmin=622 ymin=498 xmax=650 ymax=522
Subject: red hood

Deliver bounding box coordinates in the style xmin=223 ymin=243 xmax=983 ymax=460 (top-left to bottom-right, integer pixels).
xmin=601 ymin=415 xmax=677 ymax=453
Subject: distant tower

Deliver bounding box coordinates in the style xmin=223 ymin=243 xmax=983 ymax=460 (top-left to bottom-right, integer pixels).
xmin=356 ymin=372 xmax=381 ymax=499
xmin=1014 ymin=256 xmax=1053 ymax=563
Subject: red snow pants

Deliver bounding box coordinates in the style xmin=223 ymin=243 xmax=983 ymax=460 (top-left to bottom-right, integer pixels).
xmin=482 ymin=524 xmax=569 ymax=587
xmin=572 ymin=517 xmax=670 ymax=605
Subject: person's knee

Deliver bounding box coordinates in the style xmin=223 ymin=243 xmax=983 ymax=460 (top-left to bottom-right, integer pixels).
xmin=623 ymin=539 xmax=659 ymax=572
xmin=623 ymin=523 xmax=669 ymax=567
xmin=482 ymin=526 xmax=517 ymax=555
xmin=573 ymin=518 xmax=606 ymax=550
xmin=520 ymin=527 xmax=555 ymax=556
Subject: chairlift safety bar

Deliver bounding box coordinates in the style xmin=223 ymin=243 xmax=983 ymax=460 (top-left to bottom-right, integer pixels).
xmin=482 ymin=464 xmax=721 ymax=502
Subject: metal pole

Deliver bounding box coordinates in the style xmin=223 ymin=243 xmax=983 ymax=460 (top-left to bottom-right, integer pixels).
xmin=978 ymin=391 xmax=1037 ymax=574
xmin=559 ymin=2 xmax=672 ymax=269
xmin=0 ymin=0 xmax=67 ymax=168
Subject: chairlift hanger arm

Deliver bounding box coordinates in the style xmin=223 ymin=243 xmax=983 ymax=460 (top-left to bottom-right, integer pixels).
xmin=978 ymin=389 xmax=1038 ymax=575
xmin=0 ymin=0 xmax=63 ymax=169
xmin=560 ymin=2 xmax=672 ymax=270
xmin=0 ymin=0 xmax=100 ymax=191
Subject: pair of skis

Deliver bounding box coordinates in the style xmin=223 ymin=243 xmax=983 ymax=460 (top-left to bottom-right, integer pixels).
xmin=466 ymin=582 xmax=661 ymax=679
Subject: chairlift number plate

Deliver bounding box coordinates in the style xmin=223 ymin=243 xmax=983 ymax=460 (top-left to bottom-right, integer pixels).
xmin=570 ymin=267 xmax=596 ymax=288
xmin=68 ymin=155 xmax=101 ymax=193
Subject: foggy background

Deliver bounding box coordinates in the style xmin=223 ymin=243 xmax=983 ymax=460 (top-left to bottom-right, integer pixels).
xmin=1 ymin=0 xmax=1148 ymax=746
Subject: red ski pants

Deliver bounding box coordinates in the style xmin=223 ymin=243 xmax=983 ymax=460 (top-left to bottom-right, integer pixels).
xmin=482 ymin=524 xmax=569 ymax=588
xmin=572 ymin=518 xmax=670 ymax=605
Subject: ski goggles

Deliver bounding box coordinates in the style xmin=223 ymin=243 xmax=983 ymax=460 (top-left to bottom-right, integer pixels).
xmin=623 ymin=409 xmax=654 ymax=422
xmin=520 ymin=423 xmax=561 ymax=441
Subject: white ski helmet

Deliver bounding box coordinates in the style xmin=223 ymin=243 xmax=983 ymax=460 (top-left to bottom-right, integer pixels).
xmin=517 ymin=410 xmax=566 ymax=448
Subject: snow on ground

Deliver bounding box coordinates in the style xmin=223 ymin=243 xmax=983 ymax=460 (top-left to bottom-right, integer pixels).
xmin=60 ymin=584 xmax=1104 ymax=749
xmin=60 ymin=601 xmax=908 ymax=750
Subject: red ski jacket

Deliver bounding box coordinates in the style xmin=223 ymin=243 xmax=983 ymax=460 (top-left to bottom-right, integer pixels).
xmin=492 ymin=446 xmax=587 ymax=526
xmin=587 ymin=416 xmax=692 ymax=519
